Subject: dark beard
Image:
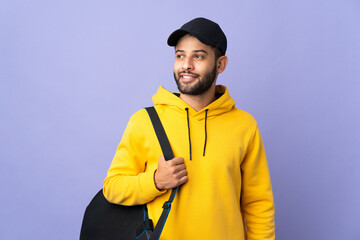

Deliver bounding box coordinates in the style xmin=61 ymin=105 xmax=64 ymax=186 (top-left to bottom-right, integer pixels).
xmin=174 ymin=65 xmax=217 ymax=96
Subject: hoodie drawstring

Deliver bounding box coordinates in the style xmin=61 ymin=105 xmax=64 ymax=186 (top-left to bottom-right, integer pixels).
xmin=203 ymin=109 xmax=208 ymax=157
xmin=185 ymin=108 xmax=192 ymax=160
xmin=185 ymin=108 xmax=209 ymax=160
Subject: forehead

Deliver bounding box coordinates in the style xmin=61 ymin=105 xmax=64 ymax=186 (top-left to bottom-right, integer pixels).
xmin=175 ymin=34 xmax=214 ymax=53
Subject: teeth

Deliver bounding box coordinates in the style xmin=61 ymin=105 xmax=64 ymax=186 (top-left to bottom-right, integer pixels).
xmin=183 ymin=76 xmax=193 ymax=79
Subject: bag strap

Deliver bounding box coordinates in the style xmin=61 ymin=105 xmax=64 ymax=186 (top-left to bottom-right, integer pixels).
xmin=146 ymin=107 xmax=174 ymax=160
xmin=145 ymin=107 xmax=179 ymax=240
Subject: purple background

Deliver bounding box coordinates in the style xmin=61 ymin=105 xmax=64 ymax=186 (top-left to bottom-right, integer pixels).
xmin=1 ymin=1 xmax=360 ymax=239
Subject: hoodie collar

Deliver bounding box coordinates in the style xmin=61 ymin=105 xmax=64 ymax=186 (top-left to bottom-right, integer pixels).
xmin=152 ymin=85 xmax=235 ymax=120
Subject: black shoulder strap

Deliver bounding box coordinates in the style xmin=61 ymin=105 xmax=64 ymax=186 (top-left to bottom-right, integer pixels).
xmin=145 ymin=107 xmax=179 ymax=240
xmin=145 ymin=107 xmax=174 ymax=161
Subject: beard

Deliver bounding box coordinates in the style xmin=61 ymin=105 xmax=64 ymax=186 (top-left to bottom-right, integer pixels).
xmin=174 ymin=64 xmax=217 ymax=96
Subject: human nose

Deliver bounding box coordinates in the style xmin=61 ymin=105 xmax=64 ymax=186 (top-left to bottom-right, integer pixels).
xmin=182 ymin=57 xmax=194 ymax=71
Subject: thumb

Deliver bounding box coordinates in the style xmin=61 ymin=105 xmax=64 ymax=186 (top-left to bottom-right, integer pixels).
xmin=158 ymin=155 xmax=166 ymax=163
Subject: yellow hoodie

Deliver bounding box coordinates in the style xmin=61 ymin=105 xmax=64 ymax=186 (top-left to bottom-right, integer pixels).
xmin=104 ymin=85 xmax=275 ymax=240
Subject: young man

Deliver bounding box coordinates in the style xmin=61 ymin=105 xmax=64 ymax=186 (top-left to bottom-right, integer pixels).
xmin=104 ymin=17 xmax=275 ymax=240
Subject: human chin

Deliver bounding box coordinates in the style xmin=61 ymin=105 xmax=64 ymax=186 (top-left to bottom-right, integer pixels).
xmin=174 ymin=70 xmax=215 ymax=96
xmin=174 ymin=72 xmax=194 ymax=94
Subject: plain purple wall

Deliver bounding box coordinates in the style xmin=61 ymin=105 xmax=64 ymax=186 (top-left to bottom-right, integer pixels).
xmin=1 ymin=0 xmax=359 ymax=239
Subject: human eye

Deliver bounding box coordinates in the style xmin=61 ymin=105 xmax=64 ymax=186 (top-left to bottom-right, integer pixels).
xmin=176 ymin=54 xmax=184 ymax=59
xmin=194 ymin=54 xmax=204 ymax=59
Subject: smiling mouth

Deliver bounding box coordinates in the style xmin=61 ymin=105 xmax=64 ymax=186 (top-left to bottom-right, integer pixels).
xmin=181 ymin=76 xmax=197 ymax=83
xmin=179 ymin=72 xmax=199 ymax=82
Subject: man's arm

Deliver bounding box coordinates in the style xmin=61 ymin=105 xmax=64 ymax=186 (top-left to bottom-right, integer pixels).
xmin=241 ymin=125 xmax=275 ymax=240
xmin=103 ymin=113 xmax=165 ymax=205
xmin=103 ymin=110 xmax=187 ymax=205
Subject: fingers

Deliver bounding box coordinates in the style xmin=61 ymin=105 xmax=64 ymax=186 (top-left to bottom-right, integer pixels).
xmin=170 ymin=157 xmax=185 ymax=165
xmin=159 ymin=156 xmax=185 ymax=165
xmin=176 ymin=169 xmax=188 ymax=180
xmin=159 ymin=157 xmax=186 ymax=175
xmin=155 ymin=156 xmax=188 ymax=190
xmin=179 ymin=175 xmax=188 ymax=185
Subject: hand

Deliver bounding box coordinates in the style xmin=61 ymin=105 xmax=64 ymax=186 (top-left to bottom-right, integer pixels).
xmin=154 ymin=156 xmax=188 ymax=190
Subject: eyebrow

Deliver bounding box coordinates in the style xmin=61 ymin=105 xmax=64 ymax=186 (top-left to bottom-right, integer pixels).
xmin=175 ymin=49 xmax=208 ymax=54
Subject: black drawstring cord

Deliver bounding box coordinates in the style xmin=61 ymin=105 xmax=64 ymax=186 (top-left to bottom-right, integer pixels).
xmin=203 ymin=109 xmax=209 ymax=157
xmin=185 ymin=108 xmax=192 ymax=160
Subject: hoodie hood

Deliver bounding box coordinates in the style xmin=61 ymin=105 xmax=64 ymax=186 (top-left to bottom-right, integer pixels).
xmin=152 ymin=85 xmax=236 ymax=120
xmin=152 ymin=85 xmax=236 ymax=160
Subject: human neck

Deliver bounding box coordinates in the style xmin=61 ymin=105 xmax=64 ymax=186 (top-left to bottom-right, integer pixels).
xmin=179 ymin=86 xmax=216 ymax=112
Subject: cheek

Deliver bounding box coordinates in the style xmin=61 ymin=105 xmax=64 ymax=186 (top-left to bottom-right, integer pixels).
xmin=174 ymin=62 xmax=181 ymax=72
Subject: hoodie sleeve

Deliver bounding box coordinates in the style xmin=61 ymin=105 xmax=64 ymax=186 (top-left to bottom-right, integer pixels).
xmin=240 ymin=125 xmax=275 ymax=240
xmin=103 ymin=112 xmax=166 ymax=206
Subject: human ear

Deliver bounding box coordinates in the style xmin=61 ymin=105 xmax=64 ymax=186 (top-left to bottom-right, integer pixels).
xmin=216 ymin=56 xmax=228 ymax=74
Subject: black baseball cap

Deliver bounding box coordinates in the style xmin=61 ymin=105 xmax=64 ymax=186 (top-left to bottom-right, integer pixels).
xmin=167 ymin=17 xmax=227 ymax=55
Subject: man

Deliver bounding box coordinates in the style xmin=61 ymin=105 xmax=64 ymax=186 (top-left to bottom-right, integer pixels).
xmin=104 ymin=17 xmax=275 ymax=240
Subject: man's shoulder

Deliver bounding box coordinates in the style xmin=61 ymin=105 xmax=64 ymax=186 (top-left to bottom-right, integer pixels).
xmin=122 ymin=108 xmax=156 ymax=139
xmin=231 ymin=107 xmax=258 ymax=125
xmin=128 ymin=108 xmax=152 ymax=122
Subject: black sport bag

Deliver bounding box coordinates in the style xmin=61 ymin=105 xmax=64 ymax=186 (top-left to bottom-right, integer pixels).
xmin=80 ymin=107 xmax=178 ymax=240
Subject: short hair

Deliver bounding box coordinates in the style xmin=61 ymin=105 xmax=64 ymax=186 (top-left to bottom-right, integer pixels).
xmin=213 ymin=46 xmax=224 ymax=61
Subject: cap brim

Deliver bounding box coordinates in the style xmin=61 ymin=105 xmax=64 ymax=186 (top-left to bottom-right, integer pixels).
xmin=167 ymin=29 xmax=189 ymax=46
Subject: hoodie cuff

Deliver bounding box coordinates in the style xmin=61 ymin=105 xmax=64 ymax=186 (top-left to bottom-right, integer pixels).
xmin=139 ymin=169 xmax=167 ymax=200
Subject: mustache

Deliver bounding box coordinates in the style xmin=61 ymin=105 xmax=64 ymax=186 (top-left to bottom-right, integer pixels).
xmin=179 ymin=71 xmax=200 ymax=77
